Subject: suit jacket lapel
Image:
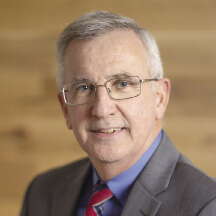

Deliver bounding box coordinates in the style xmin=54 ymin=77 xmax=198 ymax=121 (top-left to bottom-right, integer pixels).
xmin=122 ymin=132 xmax=180 ymax=216
xmin=52 ymin=159 xmax=91 ymax=216
xmin=121 ymin=182 xmax=161 ymax=216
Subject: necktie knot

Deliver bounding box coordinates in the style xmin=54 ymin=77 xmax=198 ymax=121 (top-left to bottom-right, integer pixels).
xmin=85 ymin=185 xmax=113 ymax=216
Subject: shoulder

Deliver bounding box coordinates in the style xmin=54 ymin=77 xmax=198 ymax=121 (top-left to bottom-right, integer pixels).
xmin=171 ymin=155 xmax=216 ymax=214
xmin=31 ymin=157 xmax=90 ymax=186
xmin=25 ymin=157 xmax=90 ymax=197
xmin=20 ymin=158 xmax=90 ymax=215
xmin=160 ymin=132 xmax=216 ymax=198
xmin=175 ymin=155 xmax=216 ymax=192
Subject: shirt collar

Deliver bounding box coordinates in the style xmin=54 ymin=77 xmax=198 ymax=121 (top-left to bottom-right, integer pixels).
xmin=93 ymin=130 xmax=163 ymax=205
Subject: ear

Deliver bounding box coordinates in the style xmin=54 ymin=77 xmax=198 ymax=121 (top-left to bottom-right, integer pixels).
xmin=57 ymin=93 xmax=73 ymax=130
xmin=155 ymin=78 xmax=171 ymax=120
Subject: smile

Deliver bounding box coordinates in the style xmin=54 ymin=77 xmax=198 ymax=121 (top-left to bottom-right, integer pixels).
xmin=90 ymin=127 xmax=126 ymax=134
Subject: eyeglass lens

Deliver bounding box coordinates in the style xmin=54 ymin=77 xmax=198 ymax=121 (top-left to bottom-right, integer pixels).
xmin=63 ymin=76 xmax=141 ymax=105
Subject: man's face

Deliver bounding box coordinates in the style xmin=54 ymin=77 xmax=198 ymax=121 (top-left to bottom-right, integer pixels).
xmin=60 ymin=30 xmax=170 ymax=169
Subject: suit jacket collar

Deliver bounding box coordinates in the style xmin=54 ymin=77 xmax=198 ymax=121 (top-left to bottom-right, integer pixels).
xmin=121 ymin=132 xmax=180 ymax=216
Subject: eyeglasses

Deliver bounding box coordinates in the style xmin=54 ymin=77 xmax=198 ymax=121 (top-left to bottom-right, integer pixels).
xmin=62 ymin=76 xmax=159 ymax=106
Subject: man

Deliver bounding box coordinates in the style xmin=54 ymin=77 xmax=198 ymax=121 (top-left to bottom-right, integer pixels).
xmin=20 ymin=11 xmax=216 ymax=216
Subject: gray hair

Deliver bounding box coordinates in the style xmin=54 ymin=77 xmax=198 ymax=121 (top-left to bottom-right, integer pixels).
xmin=56 ymin=11 xmax=164 ymax=89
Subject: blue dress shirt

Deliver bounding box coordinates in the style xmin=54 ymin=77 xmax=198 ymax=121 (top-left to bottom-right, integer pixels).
xmin=77 ymin=130 xmax=163 ymax=216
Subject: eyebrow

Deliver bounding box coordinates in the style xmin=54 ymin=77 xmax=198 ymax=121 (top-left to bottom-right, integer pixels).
xmin=70 ymin=78 xmax=91 ymax=84
xmin=105 ymin=71 xmax=133 ymax=79
xmin=71 ymin=71 xmax=133 ymax=84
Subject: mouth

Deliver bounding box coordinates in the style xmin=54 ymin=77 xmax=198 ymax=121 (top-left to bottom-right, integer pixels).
xmin=90 ymin=127 xmax=127 ymax=135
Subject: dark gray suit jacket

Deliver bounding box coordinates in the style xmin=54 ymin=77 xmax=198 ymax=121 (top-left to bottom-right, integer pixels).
xmin=20 ymin=133 xmax=216 ymax=216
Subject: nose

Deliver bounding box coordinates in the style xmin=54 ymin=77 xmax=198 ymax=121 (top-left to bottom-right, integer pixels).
xmin=91 ymin=85 xmax=116 ymax=118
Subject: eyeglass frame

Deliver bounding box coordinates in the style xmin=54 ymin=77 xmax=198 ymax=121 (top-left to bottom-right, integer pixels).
xmin=61 ymin=76 xmax=160 ymax=106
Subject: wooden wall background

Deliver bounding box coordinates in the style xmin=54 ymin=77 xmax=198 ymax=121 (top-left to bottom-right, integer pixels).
xmin=1 ymin=0 xmax=216 ymax=215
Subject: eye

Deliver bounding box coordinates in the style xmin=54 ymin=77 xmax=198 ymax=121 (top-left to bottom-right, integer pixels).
xmin=74 ymin=83 xmax=95 ymax=96
xmin=115 ymin=80 xmax=129 ymax=88
xmin=76 ymin=84 xmax=90 ymax=91
xmin=119 ymin=81 xmax=128 ymax=87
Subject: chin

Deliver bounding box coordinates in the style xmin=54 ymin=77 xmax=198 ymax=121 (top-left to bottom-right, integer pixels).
xmin=88 ymin=146 xmax=130 ymax=164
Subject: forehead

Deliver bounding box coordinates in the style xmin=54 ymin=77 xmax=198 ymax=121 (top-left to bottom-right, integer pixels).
xmin=63 ymin=30 xmax=149 ymax=83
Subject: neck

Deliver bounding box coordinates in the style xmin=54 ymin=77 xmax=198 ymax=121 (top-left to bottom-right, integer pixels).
xmin=90 ymin=125 xmax=162 ymax=181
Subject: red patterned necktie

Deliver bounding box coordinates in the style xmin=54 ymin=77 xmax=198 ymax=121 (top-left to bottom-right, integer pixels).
xmin=85 ymin=186 xmax=113 ymax=216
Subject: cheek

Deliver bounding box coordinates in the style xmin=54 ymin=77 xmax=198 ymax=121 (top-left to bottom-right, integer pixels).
xmin=127 ymin=97 xmax=156 ymax=120
xmin=125 ymin=98 xmax=157 ymax=135
xmin=68 ymin=108 xmax=87 ymax=134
